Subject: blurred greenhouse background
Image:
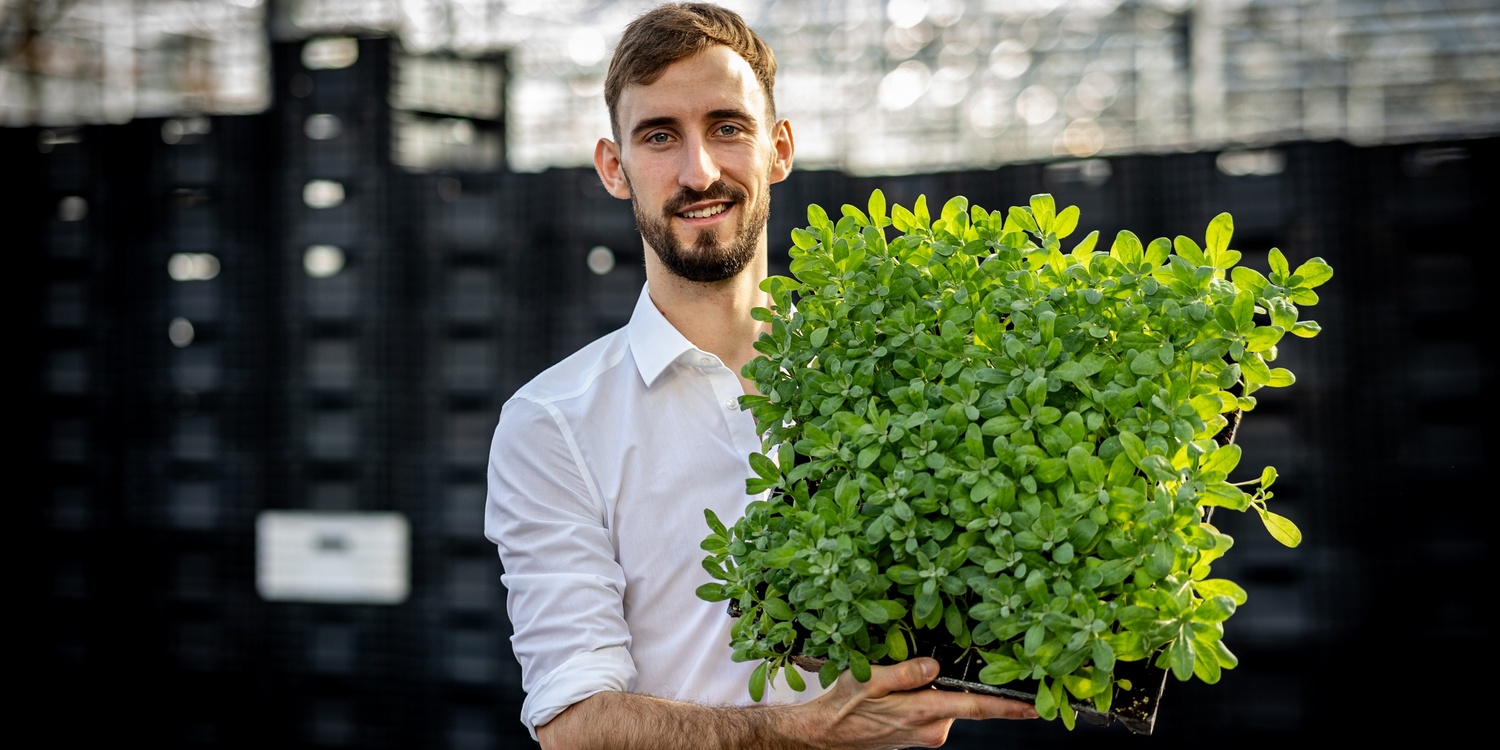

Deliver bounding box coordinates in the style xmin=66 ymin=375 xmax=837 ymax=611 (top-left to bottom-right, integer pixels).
xmin=11 ymin=1 xmax=1496 ymax=748
xmin=7 ymin=0 xmax=1499 ymax=169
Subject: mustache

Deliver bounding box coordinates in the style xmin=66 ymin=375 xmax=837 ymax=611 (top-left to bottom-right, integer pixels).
xmin=662 ymin=182 xmax=747 ymax=216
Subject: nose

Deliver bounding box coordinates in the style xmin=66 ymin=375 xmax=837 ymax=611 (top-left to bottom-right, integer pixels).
xmin=677 ymin=134 xmax=720 ymax=192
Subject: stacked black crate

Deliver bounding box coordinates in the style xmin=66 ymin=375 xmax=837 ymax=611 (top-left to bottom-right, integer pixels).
xmin=24 ymin=123 xmax=144 ymax=740
xmin=264 ymin=35 xmax=418 ymax=747
xmin=374 ymin=43 xmax=528 ymax=749
xmin=110 ymin=113 xmax=275 ymax=744
xmin=26 ymin=123 xmax=205 ymax=738
xmin=404 ymin=168 xmax=525 ymax=750
xmin=1331 ymin=139 xmax=1494 ymax=732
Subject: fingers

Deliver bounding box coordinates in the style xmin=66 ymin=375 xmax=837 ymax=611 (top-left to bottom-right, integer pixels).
xmin=854 ymin=659 xmax=1039 ymax=720
xmin=940 ymin=692 xmax=1040 ymax=721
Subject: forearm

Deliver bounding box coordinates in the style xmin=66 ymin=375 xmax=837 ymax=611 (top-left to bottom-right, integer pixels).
xmin=538 ymin=691 xmax=817 ymax=750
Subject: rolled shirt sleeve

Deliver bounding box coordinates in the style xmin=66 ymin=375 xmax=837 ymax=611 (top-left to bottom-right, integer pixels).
xmin=486 ymin=396 xmax=637 ymax=738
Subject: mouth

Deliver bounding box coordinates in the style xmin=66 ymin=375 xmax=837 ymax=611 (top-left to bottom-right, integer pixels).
xmin=677 ymin=202 xmax=733 ymax=220
xmin=664 ymin=182 xmax=747 ymax=226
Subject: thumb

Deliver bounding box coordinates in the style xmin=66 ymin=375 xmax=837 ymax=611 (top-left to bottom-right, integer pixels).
xmin=867 ymin=657 xmax=939 ymax=695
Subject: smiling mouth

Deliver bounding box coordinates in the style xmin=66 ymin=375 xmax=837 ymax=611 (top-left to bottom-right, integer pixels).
xmin=679 ymin=203 xmax=731 ymax=219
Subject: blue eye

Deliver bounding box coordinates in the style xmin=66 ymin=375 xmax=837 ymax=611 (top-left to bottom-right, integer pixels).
xmin=718 ymin=125 xmax=739 ymax=136
xmin=649 ymin=132 xmax=671 ymax=143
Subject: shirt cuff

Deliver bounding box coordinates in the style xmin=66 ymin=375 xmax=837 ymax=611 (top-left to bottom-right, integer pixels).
xmin=521 ymin=645 xmax=637 ymax=740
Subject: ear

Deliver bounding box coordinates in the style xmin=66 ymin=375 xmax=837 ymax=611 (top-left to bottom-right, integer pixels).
xmin=594 ymin=138 xmax=632 ymax=200
xmin=768 ymin=119 xmax=796 ymax=184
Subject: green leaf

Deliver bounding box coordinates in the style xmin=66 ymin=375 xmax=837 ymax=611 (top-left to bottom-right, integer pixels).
xmin=1259 ymin=509 xmax=1303 ymax=547
xmin=886 ymin=627 xmax=909 ymax=661
xmin=1266 ymin=297 xmax=1297 ymax=330
xmin=892 ymin=204 xmax=917 ymax=233
xmin=1240 ymin=353 xmax=1272 ymax=386
xmin=1198 ymin=482 xmax=1250 ymax=510
xmin=1188 ymin=337 xmax=1232 ymax=363
xmin=1290 ymin=320 xmax=1322 ymax=339
xmin=914 ymin=194 xmax=931 ymax=228
xmin=1205 ymin=213 xmax=1233 ymax=261
xmin=808 ymin=203 xmax=831 ymax=230
xmin=763 ymin=597 xmax=795 ymax=621
xmin=1267 ymin=368 xmax=1295 ymax=387
xmin=977 ymin=652 xmax=1027 ymax=685
xmin=764 ymin=546 xmax=797 ymax=568
xmin=1036 ymin=457 xmax=1069 ymax=483
xmin=1231 ymin=266 xmax=1269 ymax=296
xmin=1111 ymin=230 xmax=1144 ymax=267
xmin=1292 ymin=257 xmax=1334 ymax=288
xmin=1030 ymin=194 xmax=1057 ymax=232
xmin=1245 ymin=326 xmax=1284 ymax=353
xmin=1200 ymin=444 xmax=1242 ymax=476
xmin=748 ymin=452 xmax=782 ymax=482
xmin=1194 ymin=595 xmax=1237 ymax=623
xmin=915 ymin=586 xmax=939 ymax=620
xmin=1259 ymin=465 xmax=1277 ymax=489
xmin=1118 ymin=431 xmax=1147 ymax=466
xmin=704 ymin=508 xmax=728 ymax=539
xmin=1231 ymin=290 xmax=1255 ymax=333
xmin=1174 ymin=236 xmax=1207 ymax=266
xmin=1194 ymin=578 xmax=1248 ymax=605
xmin=785 ymin=663 xmax=807 ymax=691
xmin=1268 ymin=247 xmax=1290 ymax=278
xmin=1139 ymin=455 xmax=1178 ymax=483
xmin=1169 ymin=635 xmax=1196 ymax=681
xmin=1052 ymin=361 xmax=1089 ymax=383
xmin=749 ymin=661 xmax=768 ymax=702
xmin=790 ymin=227 xmax=819 ymax=250
xmin=855 ymin=599 xmax=891 ymax=624
xmin=869 ymin=189 xmax=888 ymax=227
xmin=696 ymin=582 xmax=728 ymax=601
xmin=819 ymin=659 xmax=841 ymax=689
xmin=1130 ymin=350 xmax=1165 ymax=376
xmin=842 ymin=204 xmax=871 ymax=226
xmin=887 ymin=565 xmax=920 ymax=585
xmin=1193 ymin=645 xmax=1223 ymax=684
xmin=1054 ymin=205 xmax=1081 ymax=239
xmin=1059 ymin=683 xmax=1077 ymax=730
xmin=850 ymin=651 xmax=872 ymax=683
xmin=1071 ymin=229 xmax=1100 ymax=260
xmin=1002 ymin=206 xmax=1034 ymax=236
xmin=1092 ymin=637 xmax=1116 ymax=674
xmin=1034 ymin=676 xmax=1058 ymax=719
xmin=941 ymin=195 xmax=969 ymax=224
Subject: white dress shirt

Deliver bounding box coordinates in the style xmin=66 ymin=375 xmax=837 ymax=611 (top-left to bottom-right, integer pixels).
xmin=486 ymin=283 xmax=824 ymax=738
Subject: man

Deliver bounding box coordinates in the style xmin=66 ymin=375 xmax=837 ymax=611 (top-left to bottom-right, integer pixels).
xmin=485 ymin=4 xmax=1037 ymax=748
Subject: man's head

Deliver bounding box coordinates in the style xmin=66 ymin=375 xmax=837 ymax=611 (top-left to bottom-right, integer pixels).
xmin=594 ymin=3 xmax=794 ymax=285
xmin=604 ymin=3 xmax=778 ymax=143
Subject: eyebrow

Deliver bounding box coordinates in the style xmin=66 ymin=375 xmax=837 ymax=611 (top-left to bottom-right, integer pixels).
xmin=629 ymin=108 xmax=759 ymax=140
xmin=630 ymin=116 xmax=679 ymax=140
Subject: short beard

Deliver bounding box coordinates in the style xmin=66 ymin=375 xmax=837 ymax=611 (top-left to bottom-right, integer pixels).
xmin=632 ymin=179 xmax=770 ymax=283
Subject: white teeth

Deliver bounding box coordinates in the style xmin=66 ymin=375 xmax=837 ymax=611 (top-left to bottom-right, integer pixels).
xmin=681 ymin=204 xmax=728 ymax=219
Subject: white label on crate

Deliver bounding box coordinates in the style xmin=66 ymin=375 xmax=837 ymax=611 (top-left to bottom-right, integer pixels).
xmin=256 ymin=511 xmax=410 ymax=604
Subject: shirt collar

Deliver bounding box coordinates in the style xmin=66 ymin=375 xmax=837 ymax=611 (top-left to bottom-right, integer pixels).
xmin=626 ymin=283 xmax=698 ymax=388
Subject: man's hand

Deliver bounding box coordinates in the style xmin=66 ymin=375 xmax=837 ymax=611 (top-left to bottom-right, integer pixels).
xmin=795 ymin=657 xmax=1039 ymax=750
xmin=537 ymin=657 xmax=1036 ymax=750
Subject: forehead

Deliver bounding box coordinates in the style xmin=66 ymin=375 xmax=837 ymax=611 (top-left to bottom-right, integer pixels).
xmin=614 ymin=45 xmax=770 ymax=132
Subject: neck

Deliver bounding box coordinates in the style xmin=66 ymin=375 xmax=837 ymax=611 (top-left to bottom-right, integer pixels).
xmin=643 ymin=247 xmax=770 ymax=395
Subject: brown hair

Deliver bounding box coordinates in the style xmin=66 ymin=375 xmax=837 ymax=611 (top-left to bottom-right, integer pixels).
xmin=604 ymin=3 xmax=778 ymax=139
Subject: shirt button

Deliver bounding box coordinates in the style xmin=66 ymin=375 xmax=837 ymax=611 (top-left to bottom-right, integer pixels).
xmin=698 ymin=356 xmax=713 ymax=367
xmin=724 ymin=398 xmax=738 ymax=411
